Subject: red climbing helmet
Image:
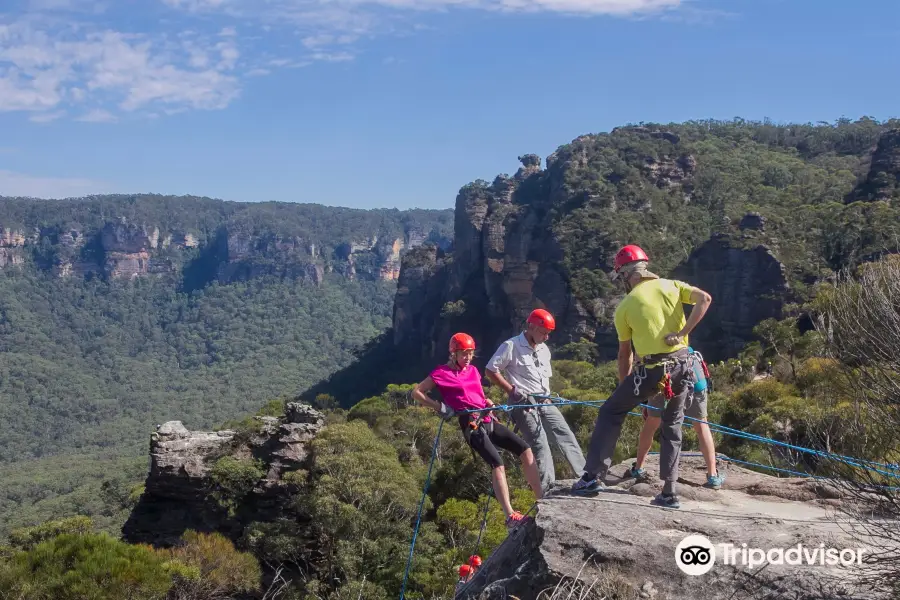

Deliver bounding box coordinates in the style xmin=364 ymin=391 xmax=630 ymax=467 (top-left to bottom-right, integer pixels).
xmin=458 ymin=564 xmax=473 ymax=577
xmin=468 ymin=555 xmax=483 ymax=567
xmin=614 ymin=244 xmax=649 ymax=272
xmin=526 ymin=309 xmax=556 ymax=331
xmin=449 ymin=333 xmax=476 ymax=353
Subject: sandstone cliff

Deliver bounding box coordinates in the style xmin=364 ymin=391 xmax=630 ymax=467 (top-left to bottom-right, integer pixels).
xmin=0 ymin=195 xmax=452 ymax=285
xmin=390 ymin=142 xmax=790 ymax=374
xmin=855 ymin=128 xmax=900 ymax=202
xmin=123 ymin=403 xmax=325 ymax=546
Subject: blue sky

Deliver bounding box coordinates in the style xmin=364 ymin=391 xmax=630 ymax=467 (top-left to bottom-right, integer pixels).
xmin=1 ymin=0 xmax=898 ymax=209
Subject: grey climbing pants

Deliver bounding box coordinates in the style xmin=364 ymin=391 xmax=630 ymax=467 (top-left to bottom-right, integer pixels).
xmin=510 ymin=403 xmax=586 ymax=491
xmin=583 ymin=350 xmax=693 ymax=485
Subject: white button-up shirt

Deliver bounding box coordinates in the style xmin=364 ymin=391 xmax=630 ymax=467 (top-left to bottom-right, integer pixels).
xmin=486 ymin=332 xmax=552 ymax=396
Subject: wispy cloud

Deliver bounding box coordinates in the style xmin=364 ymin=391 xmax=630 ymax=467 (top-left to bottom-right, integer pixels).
xmin=76 ymin=108 xmax=116 ymax=122
xmin=0 ymin=169 xmax=114 ymax=198
xmin=0 ymin=18 xmax=242 ymax=119
xmin=29 ymin=109 xmax=66 ymax=122
xmin=2 ymin=0 xmax=698 ymax=123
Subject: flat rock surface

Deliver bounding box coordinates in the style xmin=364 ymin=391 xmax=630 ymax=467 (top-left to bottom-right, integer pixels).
xmin=457 ymin=455 xmax=895 ymax=600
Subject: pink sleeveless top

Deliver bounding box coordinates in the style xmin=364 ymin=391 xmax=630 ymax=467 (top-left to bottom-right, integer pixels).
xmin=429 ymin=364 xmax=493 ymax=423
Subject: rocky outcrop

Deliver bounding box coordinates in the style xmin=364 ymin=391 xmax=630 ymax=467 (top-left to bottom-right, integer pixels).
xmin=122 ymin=403 xmax=325 ymax=547
xmin=671 ymin=235 xmax=789 ymax=361
xmin=0 ymin=195 xmax=452 ymax=285
xmin=390 ymin=133 xmax=701 ymax=375
xmin=458 ymin=455 xmax=890 ymax=600
xmin=0 ymin=227 xmax=25 ymax=268
xmin=391 ymin=154 xmax=592 ymax=373
xmin=217 ymin=228 xmax=326 ymax=285
xmin=855 ymin=129 xmax=900 ymax=202
xmin=100 ymin=220 xmax=159 ymax=279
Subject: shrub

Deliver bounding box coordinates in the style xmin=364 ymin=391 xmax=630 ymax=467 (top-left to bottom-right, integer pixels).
xmin=0 ymin=532 xmax=173 ymax=600
xmin=161 ymin=531 xmax=261 ymax=599
xmin=8 ymin=516 xmax=94 ymax=550
xmin=208 ymin=457 xmax=264 ymax=515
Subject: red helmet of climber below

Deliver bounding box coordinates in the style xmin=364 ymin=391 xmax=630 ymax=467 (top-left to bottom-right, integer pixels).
xmin=449 ymin=332 xmax=476 ymax=353
xmin=613 ymin=244 xmax=650 ymax=274
xmin=526 ymin=308 xmax=556 ymax=331
xmin=458 ymin=564 xmax=472 ymax=578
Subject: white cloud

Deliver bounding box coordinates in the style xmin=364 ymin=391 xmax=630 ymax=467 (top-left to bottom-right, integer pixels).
xmin=2 ymin=0 xmax=695 ymax=124
xmin=161 ymin=0 xmax=230 ymax=11
xmin=0 ymin=169 xmax=113 ymax=198
xmin=0 ymin=19 xmax=241 ymax=119
xmin=310 ymin=51 xmax=354 ymax=62
xmin=76 ymin=107 xmax=116 ymax=121
xmin=28 ymin=109 xmax=66 ymax=122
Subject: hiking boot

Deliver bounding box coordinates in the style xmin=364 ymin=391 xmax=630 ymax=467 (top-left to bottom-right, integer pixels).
xmin=571 ymin=474 xmax=605 ymax=495
xmin=706 ymin=473 xmax=726 ymax=489
xmin=505 ymin=511 xmax=526 ymax=530
xmin=651 ymin=492 xmax=681 ymax=509
xmin=629 ymin=463 xmax=652 ymax=484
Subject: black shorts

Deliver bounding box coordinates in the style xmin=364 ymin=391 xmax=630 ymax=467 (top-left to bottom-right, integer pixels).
xmin=459 ymin=417 xmax=530 ymax=469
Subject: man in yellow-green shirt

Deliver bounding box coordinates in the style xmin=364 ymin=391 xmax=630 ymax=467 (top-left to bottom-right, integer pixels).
xmin=570 ymin=245 xmax=712 ymax=509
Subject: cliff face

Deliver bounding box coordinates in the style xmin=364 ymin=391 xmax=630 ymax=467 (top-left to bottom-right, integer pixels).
xmin=390 ymin=147 xmax=788 ymax=369
xmin=0 ymin=196 xmax=453 ymax=285
xmin=392 ymin=155 xmax=599 ymax=370
xmin=672 ymin=234 xmax=790 ymax=360
xmin=0 ymin=227 xmax=25 ymax=268
xmin=855 ymin=128 xmax=900 ymax=202
xmin=123 ymin=403 xmax=325 ymax=547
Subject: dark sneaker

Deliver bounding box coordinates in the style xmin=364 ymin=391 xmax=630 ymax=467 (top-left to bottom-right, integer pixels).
xmin=629 ymin=463 xmax=652 ymax=483
xmin=651 ymin=493 xmax=681 ymax=509
xmin=706 ymin=473 xmax=725 ymax=489
xmin=571 ymin=475 xmax=605 ymax=495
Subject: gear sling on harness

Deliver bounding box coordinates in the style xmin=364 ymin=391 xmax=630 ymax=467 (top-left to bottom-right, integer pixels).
xmin=631 ymin=347 xmax=710 ymax=407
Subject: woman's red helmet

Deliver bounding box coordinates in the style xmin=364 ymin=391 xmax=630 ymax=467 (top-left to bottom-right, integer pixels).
xmin=449 ymin=333 xmax=476 ymax=353
xmin=614 ymin=244 xmax=649 ymax=272
xmin=526 ymin=309 xmax=555 ymax=331
xmin=468 ymin=555 xmax=483 ymax=567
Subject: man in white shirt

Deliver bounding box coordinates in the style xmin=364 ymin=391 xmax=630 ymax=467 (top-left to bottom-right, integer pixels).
xmin=486 ymin=309 xmax=586 ymax=492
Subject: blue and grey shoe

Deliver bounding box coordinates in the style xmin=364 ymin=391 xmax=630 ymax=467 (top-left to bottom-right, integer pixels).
xmin=706 ymin=473 xmax=726 ymax=489
xmin=651 ymin=493 xmax=681 ymax=509
xmin=629 ymin=463 xmax=652 ymax=483
xmin=571 ymin=475 xmax=605 ymax=495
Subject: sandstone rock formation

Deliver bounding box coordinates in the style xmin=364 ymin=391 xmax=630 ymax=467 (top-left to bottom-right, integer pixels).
xmin=458 ymin=455 xmax=891 ymax=600
xmin=855 ymin=128 xmax=900 ymax=202
xmin=0 ymin=198 xmax=451 ymax=284
xmin=390 ymin=134 xmax=786 ymax=371
xmin=671 ymin=235 xmax=790 ymax=360
xmin=392 ymin=154 xmax=595 ymax=373
xmin=0 ymin=227 xmax=25 ymax=268
xmin=100 ymin=220 xmax=158 ymax=279
xmin=122 ymin=403 xmax=325 ymax=547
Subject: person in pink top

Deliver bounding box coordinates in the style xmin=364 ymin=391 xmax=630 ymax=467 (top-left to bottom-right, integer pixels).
xmin=412 ymin=332 xmax=543 ymax=529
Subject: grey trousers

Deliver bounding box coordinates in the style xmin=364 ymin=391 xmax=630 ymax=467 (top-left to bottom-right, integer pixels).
xmin=510 ymin=404 xmax=586 ymax=491
xmin=583 ymin=357 xmax=692 ymax=485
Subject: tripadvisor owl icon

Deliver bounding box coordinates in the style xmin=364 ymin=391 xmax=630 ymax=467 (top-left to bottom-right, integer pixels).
xmin=675 ymin=535 xmax=716 ymax=576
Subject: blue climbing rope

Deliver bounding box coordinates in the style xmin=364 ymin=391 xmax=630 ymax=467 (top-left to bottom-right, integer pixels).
xmin=399 ymin=418 xmax=445 ymax=600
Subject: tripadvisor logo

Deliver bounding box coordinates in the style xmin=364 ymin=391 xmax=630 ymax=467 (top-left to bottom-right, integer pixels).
xmin=675 ymin=535 xmax=867 ymax=576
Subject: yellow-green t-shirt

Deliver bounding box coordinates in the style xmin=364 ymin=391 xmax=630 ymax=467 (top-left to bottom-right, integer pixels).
xmin=613 ymin=278 xmax=696 ymax=358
